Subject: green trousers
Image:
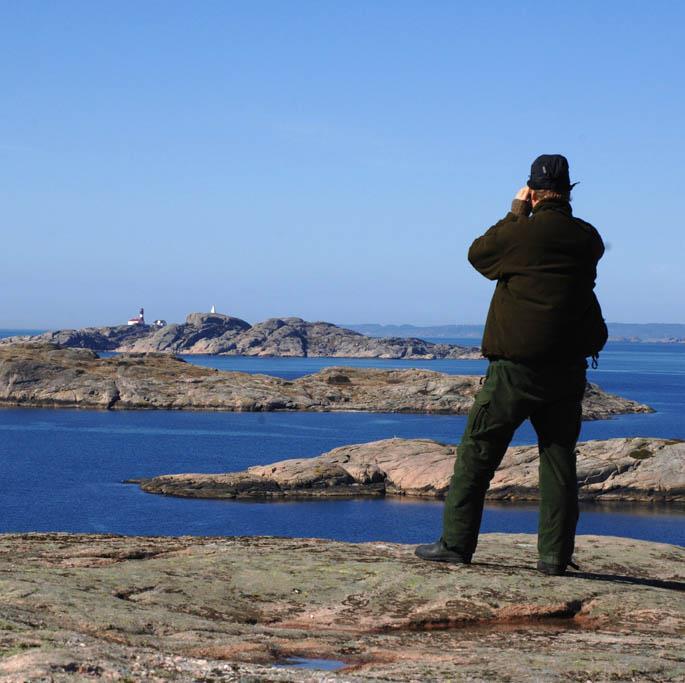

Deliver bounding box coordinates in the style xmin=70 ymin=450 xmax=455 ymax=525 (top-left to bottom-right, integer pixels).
xmin=442 ymin=358 xmax=587 ymax=565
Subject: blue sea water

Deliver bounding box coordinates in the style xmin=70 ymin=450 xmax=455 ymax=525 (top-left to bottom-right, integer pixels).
xmin=0 ymin=335 xmax=683 ymax=546
xmin=0 ymin=329 xmax=46 ymax=337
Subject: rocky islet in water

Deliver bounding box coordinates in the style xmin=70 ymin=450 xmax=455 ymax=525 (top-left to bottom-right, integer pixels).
xmin=134 ymin=436 xmax=685 ymax=504
xmin=0 ymin=343 xmax=652 ymax=418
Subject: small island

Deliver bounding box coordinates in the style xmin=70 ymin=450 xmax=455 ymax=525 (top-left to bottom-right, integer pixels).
xmin=0 ymin=343 xmax=651 ymax=418
xmin=133 ymin=436 xmax=685 ymax=504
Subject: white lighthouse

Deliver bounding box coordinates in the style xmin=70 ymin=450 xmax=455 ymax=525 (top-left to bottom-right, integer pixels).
xmin=210 ymin=304 xmax=216 ymax=314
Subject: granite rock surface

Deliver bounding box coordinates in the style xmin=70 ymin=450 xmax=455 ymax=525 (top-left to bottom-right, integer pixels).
xmin=0 ymin=533 xmax=682 ymax=682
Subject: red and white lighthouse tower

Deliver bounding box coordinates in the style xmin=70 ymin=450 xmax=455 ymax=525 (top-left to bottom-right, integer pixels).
xmin=127 ymin=308 xmax=145 ymax=326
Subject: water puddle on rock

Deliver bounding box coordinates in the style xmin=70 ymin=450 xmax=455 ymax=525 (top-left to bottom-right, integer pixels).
xmin=274 ymin=656 xmax=347 ymax=671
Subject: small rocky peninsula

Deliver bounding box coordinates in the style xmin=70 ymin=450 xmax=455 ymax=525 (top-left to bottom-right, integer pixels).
xmin=135 ymin=436 xmax=685 ymax=504
xmin=1 ymin=312 xmax=481 ymax=359
xmin=0 ymin=533 xmax=682 ymax=681
xmin=0 ymin=343 xmax=651 ymax=418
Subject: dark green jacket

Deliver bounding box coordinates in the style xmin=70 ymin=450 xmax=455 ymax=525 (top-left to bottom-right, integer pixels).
xmin=469 ymin=199 xmax=607 ymax=363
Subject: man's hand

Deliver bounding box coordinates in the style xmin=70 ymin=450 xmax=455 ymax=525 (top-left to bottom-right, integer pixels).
xmin=511 ymin=186 xmax=532 ymax=216
xmin=515 ymin=186 xmax=532 ymax=202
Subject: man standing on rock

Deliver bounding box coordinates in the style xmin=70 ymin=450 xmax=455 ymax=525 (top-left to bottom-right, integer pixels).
xmin=415 ymin=154 xmax=607 ymax=576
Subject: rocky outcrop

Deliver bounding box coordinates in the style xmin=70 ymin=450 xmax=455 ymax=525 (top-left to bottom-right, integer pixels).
xmin=136 ymin=437 xmax=685 ymax=503
xmin=0 ymin=533 xmax=682 ymax=681
xmin=2 ymin=312 xmax=481 ymax=359
xmin=0 ymin=343 xmax=652 ymax=418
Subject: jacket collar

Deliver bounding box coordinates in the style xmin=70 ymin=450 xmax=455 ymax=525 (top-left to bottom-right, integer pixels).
xmin=532 ymin=198 xmax=573 ymax=216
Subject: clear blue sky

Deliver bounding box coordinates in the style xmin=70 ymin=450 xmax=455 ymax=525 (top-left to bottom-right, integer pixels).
xmin=1 ymin=1 xmax=683 ymax=328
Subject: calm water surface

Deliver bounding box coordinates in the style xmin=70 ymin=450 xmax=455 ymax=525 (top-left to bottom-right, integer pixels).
xmin=0 ymin=338 xmax=683 ymax=546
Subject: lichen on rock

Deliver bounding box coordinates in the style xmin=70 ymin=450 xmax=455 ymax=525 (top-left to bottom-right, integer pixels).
xmin=0 ymin=533 xmax=682 ymax=681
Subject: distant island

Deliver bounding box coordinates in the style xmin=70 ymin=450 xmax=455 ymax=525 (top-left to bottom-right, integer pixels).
xmin=3 ymin=315 xmax=683 ymax=354
xmin=0 ymin=311 xmax=480 ymax=359
xmin=345 ymin=322 xmax=685 ymax=343
xmin=346 ymin=323 xmax=485 ymax=339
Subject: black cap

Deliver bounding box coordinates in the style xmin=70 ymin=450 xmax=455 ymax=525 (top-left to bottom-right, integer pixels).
xmin=527 ymin=154 xmax=577 ymax=192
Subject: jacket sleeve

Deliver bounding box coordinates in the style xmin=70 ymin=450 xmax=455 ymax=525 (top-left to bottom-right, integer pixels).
xmin=575 ymin=217 xmax=605 ymax=263
xmin=467 ymin=213 xmax=518 ymax=280
xmin=591 ymin=227 xmax=605 ymax=262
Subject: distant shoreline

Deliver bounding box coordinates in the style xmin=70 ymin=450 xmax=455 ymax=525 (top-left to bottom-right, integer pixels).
xmin=343 ymin=323 xmax=685 ymax=345
xmin=2 ymin=323 xmax=685 ymax=345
